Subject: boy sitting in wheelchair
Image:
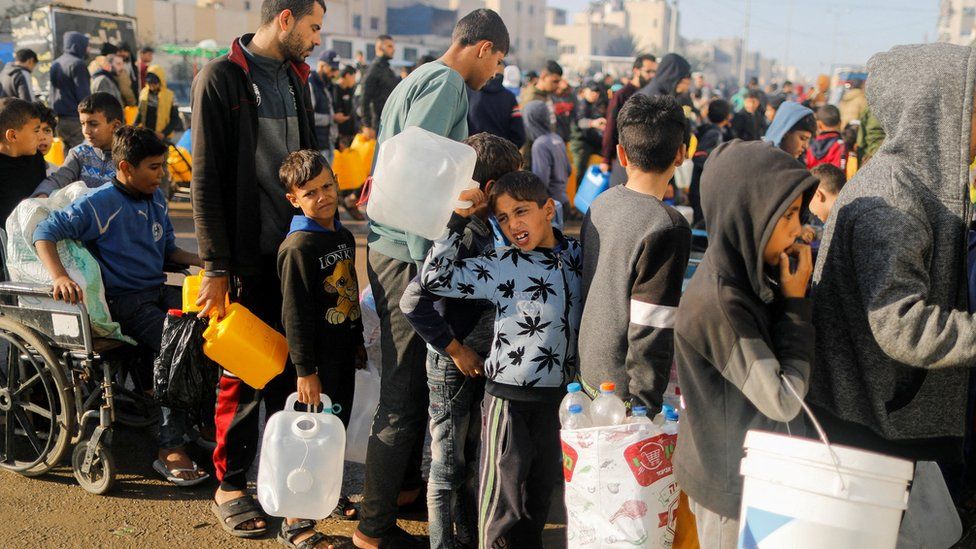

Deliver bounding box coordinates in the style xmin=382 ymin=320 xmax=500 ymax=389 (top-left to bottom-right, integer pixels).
xmin=32 ymin=126 xmax=209 ymax=486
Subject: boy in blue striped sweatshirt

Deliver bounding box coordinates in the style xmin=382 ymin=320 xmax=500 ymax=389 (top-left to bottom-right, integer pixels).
xmin=420 ymin=170 xmax=582 ymax=548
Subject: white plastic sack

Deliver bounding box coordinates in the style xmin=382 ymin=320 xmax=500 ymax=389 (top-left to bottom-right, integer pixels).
xmin=345 ymin=286 xmax=382 ymax=463
xmin=345 ymin=365 xmax=380 ymax=464
xmin=562 ymin=424 xmax=679 ymax=548
xmin=5 ymin=182 xmax=133 ymax=343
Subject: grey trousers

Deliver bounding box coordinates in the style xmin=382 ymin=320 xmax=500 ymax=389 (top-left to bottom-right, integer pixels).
xmin=357 ymin=248 xmax=430 ymax=538
xmin=56 ymin=116 xmax=84 ymax=149
xmin=688 ymin=497 xmax=739 ymax=549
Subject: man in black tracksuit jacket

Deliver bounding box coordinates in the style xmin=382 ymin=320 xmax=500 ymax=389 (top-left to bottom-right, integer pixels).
xmin=190 ymin=6 xmax=321 ymax=537
xmin=360 ymin=41 xmax=399 ymax=135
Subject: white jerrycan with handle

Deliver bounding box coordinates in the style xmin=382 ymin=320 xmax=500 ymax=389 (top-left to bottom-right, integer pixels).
xmin=257 ymin=393 xmax=345 ymax=519
xmin=366 ymin=125 xmax=479 ymax=241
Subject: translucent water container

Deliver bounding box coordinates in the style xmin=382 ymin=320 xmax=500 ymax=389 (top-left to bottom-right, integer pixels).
xmin=202 ymin=302 xmax=288 ymax=389
xmin=573 ymin=166 xmax=610 ymax=214
xmin=257 ymin=393 xmax=345 ymax=519
xmin=366 ymin=125 xmax=479 ymax=241
xmin=590 ymin=381 xmax=627 ymax=427
xmin=559 ymin=382 xmax=591 ymax=426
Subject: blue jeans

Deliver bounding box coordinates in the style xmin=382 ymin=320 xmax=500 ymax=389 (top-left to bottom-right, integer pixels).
xmin=426 ymin=350 xmax=484 ymax=549
xmin=107 ymin=285 xmax=195 ymax=450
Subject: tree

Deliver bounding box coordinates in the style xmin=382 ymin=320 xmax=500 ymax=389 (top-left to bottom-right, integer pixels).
xmin=605 ymin=33 xmax=639 ymax=58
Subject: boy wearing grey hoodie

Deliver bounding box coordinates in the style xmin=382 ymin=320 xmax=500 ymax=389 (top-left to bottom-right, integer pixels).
xmin=810 ymin=43 xmax=976 ymax=543
xmin=674 ymin=139 xmax=817 ymax=545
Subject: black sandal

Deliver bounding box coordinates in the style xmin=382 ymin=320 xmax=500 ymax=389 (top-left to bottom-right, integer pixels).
xmin=278 ymin=519 xmax=331 ymax=549
xmin=210 ymin=495 xmax=268 ymax=538
xmin=330 ymin=496 xmax=359 ymax=521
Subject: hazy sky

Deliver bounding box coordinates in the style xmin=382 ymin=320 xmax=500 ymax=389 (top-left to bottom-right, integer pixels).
xmin=548 ymin=0 xmax=939 ymax=79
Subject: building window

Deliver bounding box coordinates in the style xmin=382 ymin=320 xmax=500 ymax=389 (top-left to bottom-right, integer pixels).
xmin=527 ymin=39 xmax=533 ymax=50
xmin=353 ymin=14 xmax=361 ymax=31
xmin=333 ymin=40 xmax=352 ymax=59
xmin=528 ymin=4 xmax=534 ymax=15
xmin=244 ymin=1 xmax=250 ymax=9
xmin=516 ymin=1 xmax=521 ymax=12
xmin=370 ymin=17 xmax=379 ymax=30
xmin=404 ymin=47 xmax=418 ymax=63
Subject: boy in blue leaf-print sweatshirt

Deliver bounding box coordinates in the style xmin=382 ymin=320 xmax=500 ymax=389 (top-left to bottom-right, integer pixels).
xmin=420 ymin=170 xmax=582 ymax=548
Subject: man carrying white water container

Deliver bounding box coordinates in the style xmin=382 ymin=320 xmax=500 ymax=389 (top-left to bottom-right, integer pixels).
xmin=810 ymin=42 xmax=976 ymax=549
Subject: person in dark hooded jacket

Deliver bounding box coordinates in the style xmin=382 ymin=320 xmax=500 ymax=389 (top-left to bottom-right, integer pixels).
xmin=523 ymin=100 xmax=571 ymax=219
xmin=638 ymin=53 xmax=692 ymax=99
xmin=675 ymin=139 xmax=817 ymax=545
xmin=810 ymin=43 xmax=976 ymax=545
xmin=0 ymin=49 xmax=38 ymax=102
xmin=50 ymin=31 xmax=91 ymax=149
xmin=467 ymin=70 xmax=524 ymax=147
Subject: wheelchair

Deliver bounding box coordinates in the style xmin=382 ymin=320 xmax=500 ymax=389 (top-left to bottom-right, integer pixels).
xmin=0 ymin=236 xmax=190 ymax=495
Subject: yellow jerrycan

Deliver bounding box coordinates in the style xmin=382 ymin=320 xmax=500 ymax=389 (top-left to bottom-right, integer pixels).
xmin=202 ymin=302 xmax=288 ymax=389
xmin=182 ymin=271 xmax=203 ymax=313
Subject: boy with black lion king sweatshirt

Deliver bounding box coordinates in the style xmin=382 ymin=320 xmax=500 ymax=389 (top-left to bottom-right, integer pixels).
xmin=674 ymin=139 xmax=817 ymax=546
xmin=579 ymin=93 xmax=692 ymax=413
xmin=276 ymin=150 xmax=366 ymax=544
xmin=420 ymin=170 xmax=582 ymax=548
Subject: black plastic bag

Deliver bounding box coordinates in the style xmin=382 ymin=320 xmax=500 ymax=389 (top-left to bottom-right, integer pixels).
xmin=154 ymin=309 xmax=219 ymax=410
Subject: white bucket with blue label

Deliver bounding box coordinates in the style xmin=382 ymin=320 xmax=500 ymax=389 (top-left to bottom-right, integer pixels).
xmin=737 ymin=429 xmax=914 ymax=548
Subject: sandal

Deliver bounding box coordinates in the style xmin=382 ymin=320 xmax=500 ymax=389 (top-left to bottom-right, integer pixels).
xmin=210 ymin=495 xmax=268 ymax=539
xmin=329 ymin=496 xmax=359 ymax=521
xmin=153 ymin=459 xmax=210 ymax=487
xmin=278 ymin=519 xmax=331 ymax=549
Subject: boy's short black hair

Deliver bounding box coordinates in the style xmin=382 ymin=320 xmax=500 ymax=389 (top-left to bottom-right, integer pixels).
xmin=633 ymin=53 xmax=656 ymax=69
xmin=767 ymin=95 xmax=785 ymax=111
xmin=453 ymin=9 xmax=509 ymax=54
xmin=33 ymin=102 xmax=57 ymax=130
xmin=543 ymin=60 xmax=563 ymax=77
xmin=140 ymin=46 xmax=154 ymax=54
xmin=811 ymin=163 xmax=846 ymax=195
xmin=706 ymin=98 xmax=730 ymax=124
xmin=0 ymin=97 xmax=39 ymax=141
xmin=78 ymin=92 xmax=124 ymax=123
xmin=783 ymin=80 xmax=793 ymax=87
xmin=112 ymin=126 xmax=167 ymax=169
xmin=376 ymin=34 xmax=393 ymax=43
xmin=488 ymin=170 xmax=549 ymax=212
xmin=746 ymin=89 xmax=764 ymax=101
xmin=261 ymin=0 xmax=325 ymax=25
xmin=340 ymin=65 xmax=357 ymax=77
xmin=842 ymin=123 xmax=858 ymax=149
xmin=15 ymin=49 xmax=37 ymax=63
xmin=464 ymin=133 xmax=522 ymax=188
xmin=787 ymin=113 xmax=818 ymax=136
xmin=816 ymin=104 xmax=842 ymax=128
xmin=279 ymin=149 xmax=335 ymax=191
xmin=616 ymin=93 xmax=688 ymax=173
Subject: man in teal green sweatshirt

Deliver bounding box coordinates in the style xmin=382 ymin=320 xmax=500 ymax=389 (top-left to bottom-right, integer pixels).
xmin=354 ymin=9 xmax=509 ymax=549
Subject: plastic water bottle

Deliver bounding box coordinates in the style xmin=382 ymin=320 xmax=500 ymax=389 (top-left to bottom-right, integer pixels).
xmin=627 ymin=405 xmax=654 ymax=425
xmin=590 ymin=382 xmax=627 ymax=427
xmin=559 ymin=382 xmax=591 ymax=426
xmin=562 ymin=404 xmax=592 ymax=430
xmin=661 ymin=404 xmax=679 ymax=435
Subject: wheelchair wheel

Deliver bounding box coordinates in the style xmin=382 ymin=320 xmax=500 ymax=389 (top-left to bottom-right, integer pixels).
xmin=72 ymin=439 xmax=115 ymax=495
xmin=0 ymin=317 xmax=75 ymax=476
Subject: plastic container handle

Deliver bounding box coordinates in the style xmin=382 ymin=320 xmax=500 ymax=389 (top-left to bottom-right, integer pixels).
xmin=283 ymin=392 xmax=340 ymax=415
xmin=780 ymin=372 xmax=849 ymax=496
xmin=454 ymin=180 xmax=481 ymax=209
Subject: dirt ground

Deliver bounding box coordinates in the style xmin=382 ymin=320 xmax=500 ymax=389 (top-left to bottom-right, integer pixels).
xmin=0 ymin=419 xmax=567 ymax=548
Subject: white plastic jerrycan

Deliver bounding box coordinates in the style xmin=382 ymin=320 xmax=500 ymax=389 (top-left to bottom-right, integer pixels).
xmin=366 ymin=125 xmax=479 ymax=241
xmin=257 ymin=393 xmax=345 ymax=519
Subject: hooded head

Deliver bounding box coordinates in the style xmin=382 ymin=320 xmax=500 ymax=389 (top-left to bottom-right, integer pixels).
xmin=523 ymin=100 xmax=552 ymax=142
xmin=147 ymin=65 xmax=168 ymax=89
xmin=700 ymin=139 xmax=818 ymax=301
xmin=864 ymin=43 xmax=975 ymax=206
xmin=763 ymin=101 xmax=814 ymax=148
xmin=503 ymin=65 xmax=521 ymax=88
xmin=639 ymin=53 xmax=691 ymax=98
xmin=63 ymin=31 xmax=89 ymax=59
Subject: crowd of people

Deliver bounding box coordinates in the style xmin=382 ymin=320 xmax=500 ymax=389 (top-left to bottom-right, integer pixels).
xmin=0 ymin=1 xmax=975 ymax=548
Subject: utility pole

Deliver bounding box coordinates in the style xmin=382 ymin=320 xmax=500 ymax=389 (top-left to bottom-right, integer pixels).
xmin=738 ymin=0 xmax=751 ymax=85
xmin=668 ymin=0 xmax=679 ymax=53
xmin=783 ymin=0 xmax=794 ymax=77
